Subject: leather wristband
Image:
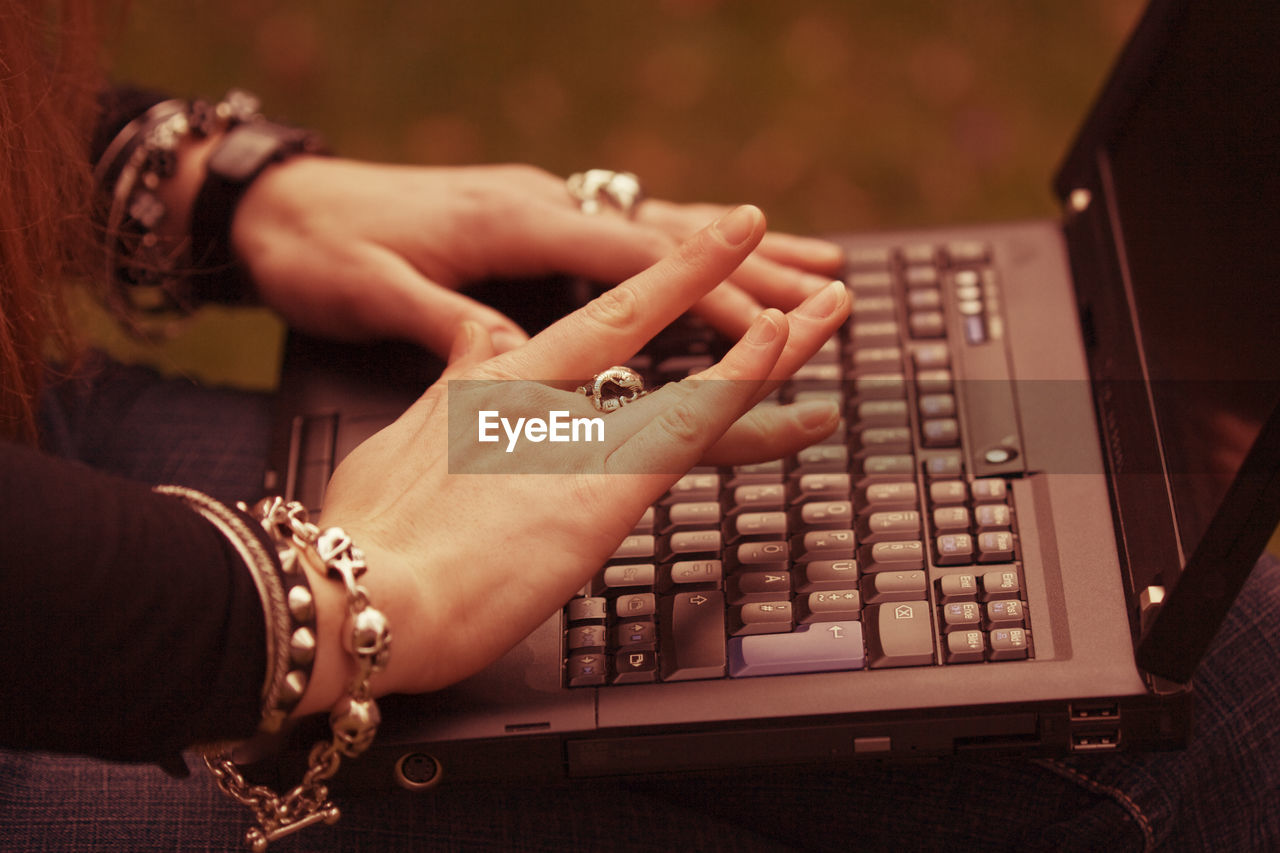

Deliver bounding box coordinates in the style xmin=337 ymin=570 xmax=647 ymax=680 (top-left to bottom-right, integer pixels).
xmin=189 ymin=120 xmax=327 ymax=303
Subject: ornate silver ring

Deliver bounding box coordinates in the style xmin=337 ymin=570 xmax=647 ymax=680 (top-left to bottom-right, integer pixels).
xmin=576 ymin=365 xmax=650 ymax=413
xmin=566 ymin=169 xmax=644 ymax=217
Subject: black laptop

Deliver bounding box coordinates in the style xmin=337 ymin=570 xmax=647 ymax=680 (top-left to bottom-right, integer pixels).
xmin=262 ymin=0 xmax=1280 ymax=791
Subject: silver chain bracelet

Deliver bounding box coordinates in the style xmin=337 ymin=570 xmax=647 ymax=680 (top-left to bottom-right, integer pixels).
xmin=205 ymin=498 xmax=391 ymax=852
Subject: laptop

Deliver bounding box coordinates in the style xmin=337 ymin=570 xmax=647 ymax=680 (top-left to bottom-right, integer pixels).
xmin=261 ymin=0 xmax=1280 ymax=791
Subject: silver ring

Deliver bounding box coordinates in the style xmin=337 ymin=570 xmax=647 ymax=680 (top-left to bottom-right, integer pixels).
xmin=576 ymin=366 xmax=650 ymax=413
xmin=566 ymin=169 xmax=644 ymax=217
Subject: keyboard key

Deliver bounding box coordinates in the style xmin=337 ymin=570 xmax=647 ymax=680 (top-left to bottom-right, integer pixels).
xmin=922 ymin=418 xmax=960 ymax=447
xmin=988 ymin=627 xmax=1030 ymax=660
xmin=665 ymin=529 xmax=723 ymax=558
xmin=732 ymin=483 xmax=786 ymax=511
xmin=980 ymin=567 xmax=1021 ymax=600
xmin=974 ymin=503 xmax=1012 ymax=531
xmin=732 ymin=601 xmax=794 ymax=636
xmin=914 ymin=368 xmax=953 ymax=394
xmin=850 ymin=320 xmax=900 ymax=348
xmin=795 ymin=529 xmax=856 ymax=560
xmin=866 ymin=602 xmax=934 ymax=667
xmin=663 ymin=502 xmax=722 ymax=532
xmin=929 ymin=480 xmax=968 ymax=505
xmin=799 ymin=590 xmax=862 ymax=622
xmin=729 ymin=621 xmax=865 ymax=677
xmin=615 ymin=593 xmax=656 ymax=618
xmin=736 ymin=540 xmax=790 ymax=568
xmin=847 ymin=270 xmax=893 ymax=291
xmin=913 ymin=343 xmax=950 ymax=370
xmin=567 ymin=625 xmax=606 ymax=651
xmin=985 ymin=599 xmax=1025 ymax=628
xmin=860 ymin=540 xmax=925 ymax=573
xmin=609 ymin=535 xmax=655 ymax=561
xmin=602 ymin=563 xmax=656 ymax=590
xmin=932 ymin=506 xmax=971 ymax=533
xmin=906 ymin=287 xmax=942 ymax=310
xmin=946 ymin=630 xmax=986 ymax=663
xmin=937 ymin=573 xmax=979 ymax=601
xmin=918 ymin=393 xmax=956 ymax=418
xmin=612 ymin=650 xmax=658 ymax=684
xmin=663 ymin=473 xmax=721 ymax=504
xmin=845 ymin=247 xmax=893 ymax=270
xmin=902 ymin=244 xmax=937 ymax=265
xmin=795 ymin=501 xmax=854 ymax=530
xmin=567 ymin=653 xmax=607 ymax=686
xmin=971 ymin=478 xmax=1009 ymax=503
xmin=858 ymin=510 xmax=922 ymax=543
xmin=853 ymin=426 xmax=912 ymax=456
xmin=909 ymin=311 xmax=945 ymax=339
xmin=728 ymin=570 xmax=792 ymax=603
xmin=861 ymin=570 xmax=928 ymax=604
xmin=794 ymin=473 xmax=852 ymax=502
xmin=729 ymin=460 xmax=784 ymax=487
xmin=852 ymin=346 xmax=903 ymax=373
xmin=856 ymin=454 xmax=915 ymax=485
xmin=855 ymin=400 xmax=909 ymax=427
xmin=936 ymin=533 xmax=975 ymax=565
xmin=567 ymin=597 xmax=607 ymax=623
xmin=941 ymin=601 xmax=982 ymax=632
xmin=793 ymin=445 xmax=848 ymax=472
xmin=615 ymin=620 xmax=656 ymax=650
xmin=630 ymin=506 xmax=655 ymax=534
xmin=905 ymin=266 xmax=939 ymax=286
xmin=925 ymin=453 xmax=963 ymax=479
xmin=977 ymin=530 xmax=1017 ymax=562
xmin=732 ymin=511 xmax=788 ymax=541
xmin=665 ymin=559 xmax=723 ymax=588
xmin=860 ymin=481 xmax=919 ymax=513
xmin=854 ymin=374 xmax=906 ymax=399
xmin=853 ymin=295 xmax=896 ymax=321
xmin=660 ymin=592 xmax=728 ymax=681
xmin=798 ymin=559 xmax=859 ymax=591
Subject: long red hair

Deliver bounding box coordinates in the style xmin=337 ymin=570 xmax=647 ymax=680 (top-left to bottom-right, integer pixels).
xmin=0 ymin=1 xmax=103 ymax=443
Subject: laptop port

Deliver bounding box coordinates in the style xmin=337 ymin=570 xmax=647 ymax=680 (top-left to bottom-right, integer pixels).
xmin=1069 ymin=700 xmax=1119 ymax=721
xmin=1070 ymin=730 xmax=1121 ymax=752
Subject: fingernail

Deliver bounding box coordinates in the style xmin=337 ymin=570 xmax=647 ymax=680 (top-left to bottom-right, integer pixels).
xmin=490 ymin=328 xmax=526 ymax=353
xmin=745 ymin=309 xmax=782 ymax=344
xmin=714 ymin=205 xmax=760 ymax=247
xmin=792 ymin=399 xmax=840 ymax=430
xmin=798 ymin=280 xmax=847 ymax=318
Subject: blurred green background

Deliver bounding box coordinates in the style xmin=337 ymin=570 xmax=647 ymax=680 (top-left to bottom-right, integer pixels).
xmin=90 ymin=0 xmax=1144 ymax=388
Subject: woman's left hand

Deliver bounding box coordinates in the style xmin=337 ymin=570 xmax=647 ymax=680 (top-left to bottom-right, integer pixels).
xmin=230 ymin=159 xmax=845 ymax=356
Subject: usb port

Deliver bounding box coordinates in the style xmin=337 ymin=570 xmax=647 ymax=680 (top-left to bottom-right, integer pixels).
xmin=1071 ymin=730 xmax=1121 ymax=752
xmin=1069 ymin=701 xmax=1119 ymax=721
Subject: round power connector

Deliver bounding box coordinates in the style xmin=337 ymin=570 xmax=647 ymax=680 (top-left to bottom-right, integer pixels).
xmin=395 ymin=752 xmax=443 ymax=790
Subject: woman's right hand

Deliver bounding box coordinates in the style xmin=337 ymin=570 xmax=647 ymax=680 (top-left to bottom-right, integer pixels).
xmin=296 ymin=205 xmax=851 ymax=713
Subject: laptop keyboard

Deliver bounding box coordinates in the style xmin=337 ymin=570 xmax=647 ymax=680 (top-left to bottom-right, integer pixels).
xmin=564 ymin=240 xmax=1033 ymax=686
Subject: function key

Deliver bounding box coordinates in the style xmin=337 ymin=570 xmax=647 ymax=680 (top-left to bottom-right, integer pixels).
xmin=945 ymin=241 xmax=990 ymax=266
xmin=974 ymin=503 xmax=1013 ymax=531
xmin=929 ymin=480 xmax=968 ymax=505
xmin=860 ymin=481 xmax=919 ymax=513
xmin=844 ymin=246 xmax=894 ymax=270
xmin=971 ymin=478 xmax=1009 ymax=503
xmin=913 ymin=343 xmax=950 ymax=370
xmin=902 ymin=244 xmax=938 ymax=266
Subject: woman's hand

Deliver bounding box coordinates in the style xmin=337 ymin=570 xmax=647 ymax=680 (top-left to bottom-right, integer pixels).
xmin=231 ymin=159 xmax=845 ymax=356
xmin=294 ymin=205 xmax=850 ymax=712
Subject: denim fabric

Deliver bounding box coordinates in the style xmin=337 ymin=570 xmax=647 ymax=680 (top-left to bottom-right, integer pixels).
xmin=4 ymin=357 xmax=1276 ymax=851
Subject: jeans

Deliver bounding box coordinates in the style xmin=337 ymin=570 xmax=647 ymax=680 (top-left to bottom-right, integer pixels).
xmin=2 ymin=355 xmax=1277 ymax=851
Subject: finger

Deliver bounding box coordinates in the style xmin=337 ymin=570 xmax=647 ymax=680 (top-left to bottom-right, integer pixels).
xmin=724 ymin=251 xmax=837 ymax=311
xmin=499 ymin=205 xmax=767 ymax=381
xmin=754 ymin=279 xmax=850 ymax=395
xmin=698 ymin=399 xmax=841 ymax=466
xmin=442 ymin=321 xmax=497 ymax=376
xmin=325 ymin=242 xmax=530 ymax=357
xmin=688 ymin=281 xmax=765 ymax=341
xmin=604 ymin=308 xmax=787 ymax=477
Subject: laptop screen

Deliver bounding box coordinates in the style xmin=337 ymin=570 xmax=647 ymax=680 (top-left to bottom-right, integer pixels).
xmin=1083 ymin=0 xmax=1280 ymax=563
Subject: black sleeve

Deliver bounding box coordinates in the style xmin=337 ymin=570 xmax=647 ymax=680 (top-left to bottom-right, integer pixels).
xmin=0 ymin=441 xmax=267 ymax=764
